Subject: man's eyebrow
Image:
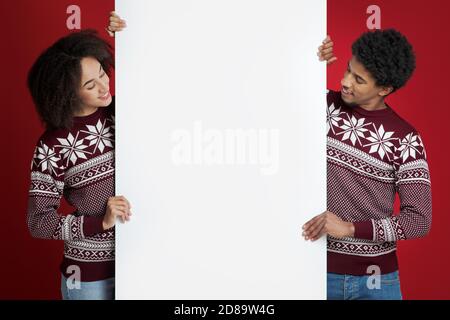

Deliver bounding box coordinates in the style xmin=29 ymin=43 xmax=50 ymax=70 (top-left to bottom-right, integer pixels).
xmin=82 ymin=64 xmax=103 ymax=87
xmin=348 ymin=61 xmax=367 ymax=83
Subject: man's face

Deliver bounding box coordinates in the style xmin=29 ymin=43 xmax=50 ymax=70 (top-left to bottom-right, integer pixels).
xmin=340 ymin=56 xmax=391 ymax=107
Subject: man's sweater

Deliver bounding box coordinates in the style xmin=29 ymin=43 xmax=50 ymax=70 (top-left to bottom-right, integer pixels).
xmin=326 ymin=89 xmax=432 ymax=275
xmin=27 ymin=100 xmax=115 ymax=282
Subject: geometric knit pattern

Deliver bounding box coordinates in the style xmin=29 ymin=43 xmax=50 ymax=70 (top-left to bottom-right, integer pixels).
xmin=327 ymin=236 xmax=397 ymax=257
xmin=326 ymin=90 xmax=432 ymax=275
xmin=27 ymin=100 xmax=116 ymax=281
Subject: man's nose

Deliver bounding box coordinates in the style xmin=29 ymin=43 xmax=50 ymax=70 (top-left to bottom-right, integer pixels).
xmin=341 ymin=74 xmax=352 ymax=89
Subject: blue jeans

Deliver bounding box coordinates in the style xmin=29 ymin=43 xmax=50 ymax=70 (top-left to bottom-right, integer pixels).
xmin=61 ymin=274 xmax=115 ymax=300
xmin=327 ymin=271 xmax=402 ymax=300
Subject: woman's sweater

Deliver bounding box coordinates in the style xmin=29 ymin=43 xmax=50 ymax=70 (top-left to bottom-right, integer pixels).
xmin=27 ymin=99 xmax=115 ymax=281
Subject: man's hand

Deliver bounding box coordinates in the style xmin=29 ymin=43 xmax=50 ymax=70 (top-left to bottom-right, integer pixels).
xmin=317 ymin=35 xmax=337 ymax=65
xmin=106 ymin=11 xmax=127 ymax=37
xmin=302 ymin=211 xmax=354 ymax=241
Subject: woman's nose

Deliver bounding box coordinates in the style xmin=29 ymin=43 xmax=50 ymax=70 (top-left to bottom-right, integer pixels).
xmin=98 ymin=81 xmax=109 ymax=93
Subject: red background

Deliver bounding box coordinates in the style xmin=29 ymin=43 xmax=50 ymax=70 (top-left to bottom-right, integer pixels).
xmin=328 ymin=0 xmax=450 ymax=299
xmin=0 ymin=0 xmax=448 ymax=299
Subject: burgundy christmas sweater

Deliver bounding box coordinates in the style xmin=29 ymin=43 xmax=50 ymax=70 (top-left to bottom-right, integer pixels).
xmin=27 ymin=99 xmax=115 ymax=282
xmin=326 ymin=89 xmax=432 ymax=275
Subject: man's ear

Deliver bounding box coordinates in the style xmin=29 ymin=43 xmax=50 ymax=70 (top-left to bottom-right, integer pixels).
xmin=379 ymin=86 xmax=394 ymax=97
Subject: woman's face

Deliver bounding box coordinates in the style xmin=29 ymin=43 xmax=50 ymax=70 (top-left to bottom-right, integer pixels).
xmin=78 ymin=56 xmax=112 ymax=115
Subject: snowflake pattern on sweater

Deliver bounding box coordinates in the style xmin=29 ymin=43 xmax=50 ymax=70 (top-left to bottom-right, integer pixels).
xmin=27 ymin=100 xmax=116 ymax=281
xmin=326 ymin=90 xmax=432 ymax=275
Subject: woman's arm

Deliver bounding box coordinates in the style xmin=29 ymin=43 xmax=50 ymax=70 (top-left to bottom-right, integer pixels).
xmin=106 ymin=11 xmax=127 ymax=37
xmin=27 ymin=140 xmax=105 ymax=240
xmin=27 ymin=139 xmax=132 ymax=239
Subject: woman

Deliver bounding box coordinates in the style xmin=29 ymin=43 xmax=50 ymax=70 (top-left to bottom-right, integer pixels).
xmin=27 ymin=14 xmax=128 ymax=300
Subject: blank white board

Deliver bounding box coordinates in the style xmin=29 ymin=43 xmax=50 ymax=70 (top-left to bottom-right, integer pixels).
xmin=116 ymin=0 xmax=327 ymax=299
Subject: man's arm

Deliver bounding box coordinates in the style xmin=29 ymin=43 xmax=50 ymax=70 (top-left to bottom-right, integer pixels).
xmin=352 ymin=131 xmax=432 ymax=242
xmin=303 ymin=132 xmax=432 ymax=242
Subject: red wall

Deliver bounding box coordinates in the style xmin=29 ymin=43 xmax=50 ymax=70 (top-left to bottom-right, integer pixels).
xmin=0 ymin=0 xmax=114 ymax=299
xmin=0 ymin=0 xmax=448 ymax=299
xmin=328 ymin=0 xmax=450 ymax=299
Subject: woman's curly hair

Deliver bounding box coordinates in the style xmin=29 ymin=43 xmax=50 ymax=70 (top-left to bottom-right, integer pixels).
xmin=351 ymin=28 xmax=416 ymax=93
xmin=27 ymin=29 xmax=114 ymax=130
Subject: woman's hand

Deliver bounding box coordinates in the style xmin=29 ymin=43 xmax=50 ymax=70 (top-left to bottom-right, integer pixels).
xmin=103 ymin=195 xmax=132 ymax=230
xmin=302 ymin=210 xmax=354 ymax=241
xmin=317 ymin=35 xmax=337 ymax=65
xmin=106 ymin=11 xmax=127 ymax=37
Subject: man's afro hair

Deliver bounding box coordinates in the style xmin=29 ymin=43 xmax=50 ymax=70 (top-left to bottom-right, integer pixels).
xmin=352 ymin=28 xmax=416 ymax=93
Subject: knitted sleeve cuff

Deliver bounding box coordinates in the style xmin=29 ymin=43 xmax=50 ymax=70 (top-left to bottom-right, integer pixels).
xmin=353 ymin=220 xmax=374 ymax=241
xmin=82 ymin=216 xmax=105 ymax=237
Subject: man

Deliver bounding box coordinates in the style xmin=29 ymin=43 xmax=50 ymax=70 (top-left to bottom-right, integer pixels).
xmin=304 ymin=29 xmax=432 ymax=300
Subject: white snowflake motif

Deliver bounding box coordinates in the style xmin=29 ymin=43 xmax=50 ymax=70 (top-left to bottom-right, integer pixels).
xmin=336 ymin=114 xmax=371 ymax=146
xmin=55 ymin=132 xmax=91 ymax=166
xmin=33 ymin=142 xmax=62 ymax=176
xmin=80 ymin=119 xmax=114 ymax=153
xmin=363 ymin=124 xmax=396 ymax=161
xmin=326 ymin=103 xmax=342 ymax=134
xmin=397 ymin=132 xmax=422 ymax=162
